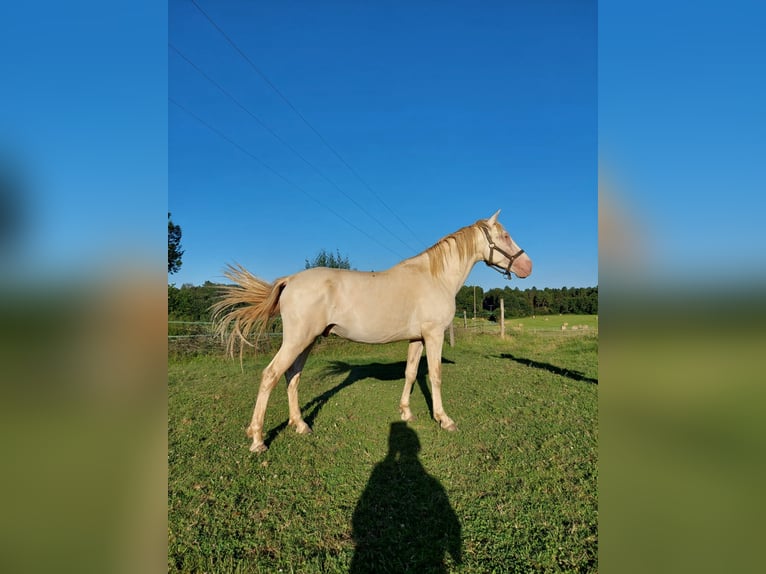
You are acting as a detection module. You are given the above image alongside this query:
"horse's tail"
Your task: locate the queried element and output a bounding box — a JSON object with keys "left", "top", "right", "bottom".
{"left": 211, "top": 264, "right": 289, "bottom": 359}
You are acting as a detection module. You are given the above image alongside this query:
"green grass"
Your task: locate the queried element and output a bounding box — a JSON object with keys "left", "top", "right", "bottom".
{"left": 513, "top": 314, "right": 598, "bottom": 331}
{"left": 457, "top": 314, "right": 599, "bottom": 331}
{"left": 169, "top": 327, "right": 597, "bottom": 573}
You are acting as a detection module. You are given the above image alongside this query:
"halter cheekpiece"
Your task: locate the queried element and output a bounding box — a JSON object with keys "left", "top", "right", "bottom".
{"left": 479, "top": 224, "right": 525, "bottom": 280}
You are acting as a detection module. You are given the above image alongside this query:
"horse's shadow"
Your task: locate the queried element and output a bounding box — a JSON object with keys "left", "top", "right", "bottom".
{"left": 499, "top": 353, "right": 598, "bottom": 384}
{"left": 264, "top": 356, "right": 455, "bottom": 446}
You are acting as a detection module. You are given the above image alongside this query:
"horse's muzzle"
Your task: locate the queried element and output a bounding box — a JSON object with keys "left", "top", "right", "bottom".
{"left": 513, "top": 254, "right": 533, "bottom": 278}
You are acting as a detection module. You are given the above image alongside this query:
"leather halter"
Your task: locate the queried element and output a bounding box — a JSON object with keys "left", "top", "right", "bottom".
{"left": 479, "top": 224, "right": 525, "bottom": 280}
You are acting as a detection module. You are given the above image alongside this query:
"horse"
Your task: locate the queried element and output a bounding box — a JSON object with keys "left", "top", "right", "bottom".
{"left": 212, "top": 210, "right": 532, "bottom": 452}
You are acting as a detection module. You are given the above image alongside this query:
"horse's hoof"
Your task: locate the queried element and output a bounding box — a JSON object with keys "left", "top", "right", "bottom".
{"left": 249, "top": 441, "right": 268, "bottom": 453}
{"left": 400, "top": 411, "right": 415, "bottom": 422}
{"left": 440, "top": 420, "right": 458, "bottom": 432}
{"left": 295, "top": 422, "right": 312, "bottom": 435}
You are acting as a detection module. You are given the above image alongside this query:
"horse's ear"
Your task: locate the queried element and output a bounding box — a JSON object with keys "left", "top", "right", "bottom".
{"left": 487, "top": 210, "right": 501, "bottom": 225}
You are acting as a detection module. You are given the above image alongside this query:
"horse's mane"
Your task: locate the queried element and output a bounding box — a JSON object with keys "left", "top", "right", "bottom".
{"left": 423, "top": 220, "right": 484, "bottom": 277}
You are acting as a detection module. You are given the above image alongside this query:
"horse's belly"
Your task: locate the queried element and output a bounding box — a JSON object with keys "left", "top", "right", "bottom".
{"left": 328, "top": 322, "right": 417, "bottom": 344}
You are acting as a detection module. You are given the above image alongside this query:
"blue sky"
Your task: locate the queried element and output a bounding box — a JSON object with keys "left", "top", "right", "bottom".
{"left": 2, "top": 2, "right": 166, "bottom": 283}
{"left": 169, "top": 0, "right": 597, "bottom": 290}
{"left": 599, "top": 1, "right": 766, "bottom": 286}
{"left": 2, "top": 1, "right": 762, "bottom": 294}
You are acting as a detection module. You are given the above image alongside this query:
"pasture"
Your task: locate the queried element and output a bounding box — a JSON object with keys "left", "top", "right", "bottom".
{"left": 168, "top": 322, "right": 598, "bottom": 573}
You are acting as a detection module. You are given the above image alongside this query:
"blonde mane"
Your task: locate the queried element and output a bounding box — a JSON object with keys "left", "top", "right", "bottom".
{"left": 423, "top": 220, "right": 484, "bottom": 277}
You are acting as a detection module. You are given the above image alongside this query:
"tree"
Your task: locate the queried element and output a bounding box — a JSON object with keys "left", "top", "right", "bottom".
{"left": 455, "top": 286, "right": 474, "bottom": 314}
{"left": 167, "top": 281, "right": 222, "bottom": 320}
{"left": 168, "top": 212, "right": 183, "bottom": 274}
{"left": 483, "top": 288, "right": 503, "bottom": 313}
{"left": 503, "top": 286, "right": 533, "bottom": 317}
{"left": 454, "top": 285, "right": 484, "bottom": 318}
{"left": 305, "top": 248, "right": 352, "bottom": 270}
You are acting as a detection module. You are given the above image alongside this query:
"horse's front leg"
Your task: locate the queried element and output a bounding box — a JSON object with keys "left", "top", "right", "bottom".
{"left": 423, "top": 328, "right": 457, "bottom": 431}
{"left": 399, "top": 340, "right": 424, "bottom": 422}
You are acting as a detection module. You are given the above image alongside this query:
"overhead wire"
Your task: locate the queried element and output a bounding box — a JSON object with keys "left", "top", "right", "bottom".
{"left": 188, "top": 0, "right": 426, "bottom": 250}
{"left": 169, "top": 42, "right": 418, "bottom": 255}
{"left": 168, "top": 96, "right": 407, "bottom": 260}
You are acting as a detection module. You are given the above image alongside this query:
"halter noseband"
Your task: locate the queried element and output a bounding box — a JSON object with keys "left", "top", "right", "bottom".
{"left": 479, "top": 224, "right": 525, "bottom": 280}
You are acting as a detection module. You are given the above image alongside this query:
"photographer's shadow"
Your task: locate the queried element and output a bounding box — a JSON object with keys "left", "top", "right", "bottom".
{"left": 351, "top": 422, "right": 461, "bottom": 573}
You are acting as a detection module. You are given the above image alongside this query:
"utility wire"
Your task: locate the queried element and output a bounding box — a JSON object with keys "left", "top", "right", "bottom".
{"left": 189, "top": 0, "right": 426, "bottom": 249}
{"left": 169, "top": 96, "right": 407, "bottom": 260}
{"left": 169, "top": 42, "right": 418, "bottom": 255}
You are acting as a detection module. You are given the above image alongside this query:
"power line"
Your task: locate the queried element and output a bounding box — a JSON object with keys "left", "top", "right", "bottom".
{"left": 168, "top": 96, "right": 407, "bottom": 260}
{"left": 169, "top": 42, "right": 418, "bottom": 255}
{"left": 188, "top": 0, "right": 426, "bottom": 249}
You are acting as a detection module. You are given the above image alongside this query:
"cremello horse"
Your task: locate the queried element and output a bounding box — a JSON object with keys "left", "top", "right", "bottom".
{"left": 212, "top": 210, "right": 532, "bottom": 452}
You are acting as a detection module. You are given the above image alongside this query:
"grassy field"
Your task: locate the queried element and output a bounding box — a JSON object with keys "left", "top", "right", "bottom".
{"left": 455, "top": 314, "right": 599, "bottom": 334}
{"left": 169, "top": 320, "right": 597, "bottom": 573}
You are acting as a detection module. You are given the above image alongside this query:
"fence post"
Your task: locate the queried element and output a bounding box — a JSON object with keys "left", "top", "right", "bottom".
{"left": 500, "top": 298, "right": 505, "bottom": 339}
{"left": 463, "top": 310, "right": 467, "bottom": 328}
{"left": 449, "top": 323, "right": 455, "bottom": 347}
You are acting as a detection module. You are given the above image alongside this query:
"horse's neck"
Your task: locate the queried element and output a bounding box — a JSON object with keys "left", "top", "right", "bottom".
{"left": 441, "top": 227, "right": 484, "bottom": 293}
{"left": 403, "top": 236, "right": 483, "bottom": 294}
{"left": 440, "top": 253, "right": 481, "bottom": 293}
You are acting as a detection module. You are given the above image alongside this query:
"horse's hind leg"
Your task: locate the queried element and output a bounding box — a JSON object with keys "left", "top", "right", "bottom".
{"left": 247, "top": 341, "right": 309, "bottom": 453}
{"left": 399, "top": 340, "right": 424, "bottom": 422}
{"left": 424, "top": 328, "right": 457, "bottom": 431}
{"left": 286, "top": 341, "right": 315, "bottom": 435}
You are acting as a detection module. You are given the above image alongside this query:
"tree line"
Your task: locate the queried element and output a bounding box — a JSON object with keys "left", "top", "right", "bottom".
{"left": 455, "top": 285, "right": 598, "bottom": 319}
{"left": 169, "top": 282, "right": 597, "bottom": 322}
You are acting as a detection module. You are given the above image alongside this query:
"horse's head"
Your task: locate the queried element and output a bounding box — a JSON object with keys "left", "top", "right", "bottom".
{"left": 480, "top": 210, "right": 533, "bottom": 279}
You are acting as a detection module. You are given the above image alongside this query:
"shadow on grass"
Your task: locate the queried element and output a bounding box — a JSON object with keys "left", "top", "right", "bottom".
{"left": 499, "top": 353, "right": 598, "bottom": 384}
{"left": 351, "top": 422, "right": 461, "bottom": 573}
{"left": 264, "top": 356, "right": 454, "bottom": 447}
